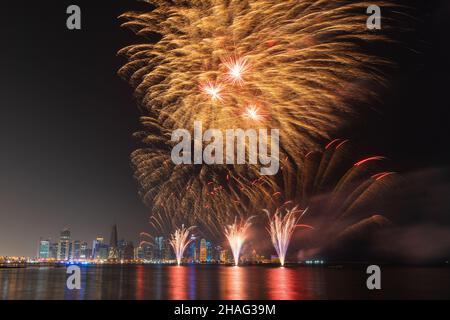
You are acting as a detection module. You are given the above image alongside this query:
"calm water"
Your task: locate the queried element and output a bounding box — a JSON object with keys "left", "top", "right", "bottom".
{"left": 0, "top": 265, "right": 449, "bottom": 300}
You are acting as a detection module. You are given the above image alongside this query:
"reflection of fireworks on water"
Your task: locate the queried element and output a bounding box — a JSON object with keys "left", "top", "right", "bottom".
{"left": 224, "top": 217, "right": 254, "bottom": 266}
{"left": 265, "top": 206, "right": 313, "bottom": 266}
{"left": 119, "top": 1, "right": 407, "bottom": 236}
{"left": 169, "top": 225, "right": 195, "bottom": 266}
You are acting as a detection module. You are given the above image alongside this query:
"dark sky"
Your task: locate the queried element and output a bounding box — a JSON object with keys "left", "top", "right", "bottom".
{"left": 0, "top": 0, "right": 449, "bottom": 257}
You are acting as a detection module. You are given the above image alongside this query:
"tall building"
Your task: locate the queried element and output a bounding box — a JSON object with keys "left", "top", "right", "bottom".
{"left": 49, "top": 242, "right": 58, "bottom": 259}
{"left": 206, "top": 240, "right": 213, "bottom": 263}
{"left": 200, "top": 238, "right": 207, "bottom": 263}
{"left": 57, "top": 229, "right": 71, "bottom": 261}
{"left": 123, "top": 241, "right": 135, "bottom": 261}
{"left": 214, "top": 245, "right": 223, "bottom": 262}
{"left": 71, "top": 240, "right": 81, "bottom": 260}
{"left": 92, "top": 237, "right": 108, "bottom": 260}
{"left": 80, "top": 242, "right": 88, "bottom": 260}
{"left": 108, "top": 225, "right": 119, "bottom": 260}
{"left": 118, "top": 239, "right": 127, "bottom": 259}
{"left": 154, "top": 236, "right": 164, "bottom": 261}
{"left": 220, "top": 249, "right": 228, "bottom": 263}
{"left": 38, "top": 238, "right": 50, "bottom": 259}
{"left": 134, "top": 246, "right": 144, "bottom": 260}
{"left": 163, "top": 239, "right": 172, "bottom": 261}
{"left": 187, "top": 236, "right": 199, "bottom": 263}
{"left": 143, "top": 245, "right": 153, "bottom": 261}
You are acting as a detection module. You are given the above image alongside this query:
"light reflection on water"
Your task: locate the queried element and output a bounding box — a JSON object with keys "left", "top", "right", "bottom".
{"left": 0, "top": 265, "right": 449, "bottom": 300}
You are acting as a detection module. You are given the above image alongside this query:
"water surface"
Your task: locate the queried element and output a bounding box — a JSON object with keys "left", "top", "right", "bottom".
{"left": 0, "top": 265, "right": 449, "bottom": 300}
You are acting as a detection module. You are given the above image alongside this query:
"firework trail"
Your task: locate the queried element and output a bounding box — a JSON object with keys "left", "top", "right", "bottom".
{"left": 273, "top": 139, "right": 400, "bottom": 256}
{"left": 119, "top": 0, "right": 407, "bottom": 239}
{"left": 224, "top": 216, "right": 254, "bottom": 266}
{"left": 169, "top": 225, "right": 196, "bottom": 265}
{"left": 265, "top": 206, "right": 313, "bottom": 266}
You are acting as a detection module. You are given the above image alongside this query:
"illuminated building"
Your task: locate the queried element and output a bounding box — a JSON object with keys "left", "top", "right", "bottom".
{"left": 92, "top": 236, "right": 109, "bottom": 260}
{"left": 134, "top": 246, "right": 144, "bottom": 260}
{"left": 57, "top": 229, "right": 71, "bottom": 261}
{"left": 71, "top": 240, "right": 81, "bottom": 260}
{"left": 80, "top": 242, "right": 88, "bottom": 260}
{"left": 118, "top": 240, "right": 134, "bottom": 261}
{"left": 108, "top": 224, "right": 119, "bottom": 260}
{"left": 38, "top": 238, "right": 50, "bottom": 259}
{"left": 220, "top": 250, "right": 228, "bottom": 263}
{"left": 200, "top": 238, "right": 207, "bottom": 263}
{"left": 154, "top": 236, "right": 164, "bottom": 261}
{"left": 143, "top": 245, "right": 153, "bottom": 260}
{"left": 163, "top": 239, "right": 172, "bottom": 261}
{"left": 213, "top": 245, "right": 223, "bottom": 262}
{"left": 270, "top": 255, "right": 280, "bottom": 264}
{"left": 49, "top": 242, "right": 58, "bottom": 259}
{"left": 187, "top": 235, "right": 198, "bottom": 263}
{"left": 206, "top": 240, "right": 213, "bottom": 262}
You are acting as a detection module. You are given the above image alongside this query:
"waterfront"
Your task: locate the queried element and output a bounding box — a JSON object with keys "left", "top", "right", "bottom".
{"left": 1, "top": 265, "right": 449, "bottom": 300}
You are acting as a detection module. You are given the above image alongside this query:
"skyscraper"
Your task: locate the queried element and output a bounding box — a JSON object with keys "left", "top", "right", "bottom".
{"left": 163, "top": 239, "right": 172, "bottom": 261}
{"left": 38, "top": 238, "right": 50, "bottom": 260}
{"left": 220, "top": 249, "right": 228, "bottom": 263}
{"left": 80, "top": 241, "right": 88, "bottom": 260}
{"left": 134, "top": 246, "right": 144, "bottom": 260}
{"left": 200, "top": 238, "right": 207, "bottom": 263}
{"left": 206, "top": 240, "right": 213, "bottom": 263}
{"left": 72, "top": 240, "right": 81, "bottom": 260}
{"left": 57, "top": 229, "right": 71, "bottom": 261}
{"left": 187, "top": 235, "right": 198, "bottom": 263}
{"left": 143, "top": 244, "right": 154, "bottom": 261}
{"left": 123, "top": 241, "right": 135, "bottom": 261}
{"left": 154, "top": 236, "right": 164, "bottom": 261}
{"left": 92, "top": 236, "right": 108, "bottom": 260}
{"left": 49, "top": 242, "right": 58, "bottom": 259}
{"left": 108, "top": 224, "right": 119, "bottom": 260}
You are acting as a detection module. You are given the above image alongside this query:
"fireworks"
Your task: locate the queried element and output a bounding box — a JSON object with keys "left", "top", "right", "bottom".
{"left": 223, "top": 56, "right": 250, "bottom": 86}
{"left": 265, "top": 206, "right": 313, "bottom": 267}
{"left": 224, "top": 217, "right": 254, "bottom": 266}
{"left": 243, "top": 105, "right": 264, "bottom": 121}
{"left": 119, "top": 1, "right": 406, "bottom": 241}
{"left": 201, "top": 82, "right": 224, "bottom": 102}
{"left": 169, "top": 225, "right": 196, "bottom": 266}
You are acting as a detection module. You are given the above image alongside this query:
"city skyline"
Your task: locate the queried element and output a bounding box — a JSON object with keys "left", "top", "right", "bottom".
{"left": 1, "top": 0, "right": 449, "bottom": 262}
{"left": 30, "top": 225, "right": 256, "bottom": 265}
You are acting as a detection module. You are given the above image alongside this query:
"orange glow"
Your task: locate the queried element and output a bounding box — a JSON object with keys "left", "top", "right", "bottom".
{"left": 243, "top": 105, "right": 264, "bottom": 121}
{"left": 222, "top": 266, "right": 248, "bottom": 300}
{"left": 135, "top": 265, "right": 145, "bottom": 300}
{"left": 201, "top": 81, "right": 224, "bottom": 101}
{"left": 168, "top": 266, "right": 188, "bottom": 300}
{"left": 222, "top": 56, "right": 250, "bottom": 85}
{"left": 266, "top": 268, "right": 317, "bottom": 300}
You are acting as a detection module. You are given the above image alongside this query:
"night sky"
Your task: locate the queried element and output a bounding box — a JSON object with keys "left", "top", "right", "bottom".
{"left": 0, "top": 0, "right": 449, "bottom": 257}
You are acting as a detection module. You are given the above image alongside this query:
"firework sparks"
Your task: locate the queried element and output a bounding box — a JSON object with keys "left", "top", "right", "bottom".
{"left": 201, "top": 82, "right": 224, "bottom": 102}
{"left": 265, "top": 206, "right": 312, "bottom": 267}
{"left": 224, "top": 217, "right": 254, "bottom": 266}
{"left": 223, "top": 56, "right": 250, "bottom": 86}
{"left": 169, "top": 225, "right": 195, "bottom": 266}
{"left": 119, "top": 1, "right": 406, "bottom": 241}
{"left": 243, "top": 105, "right": 264, "bottom": 121}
